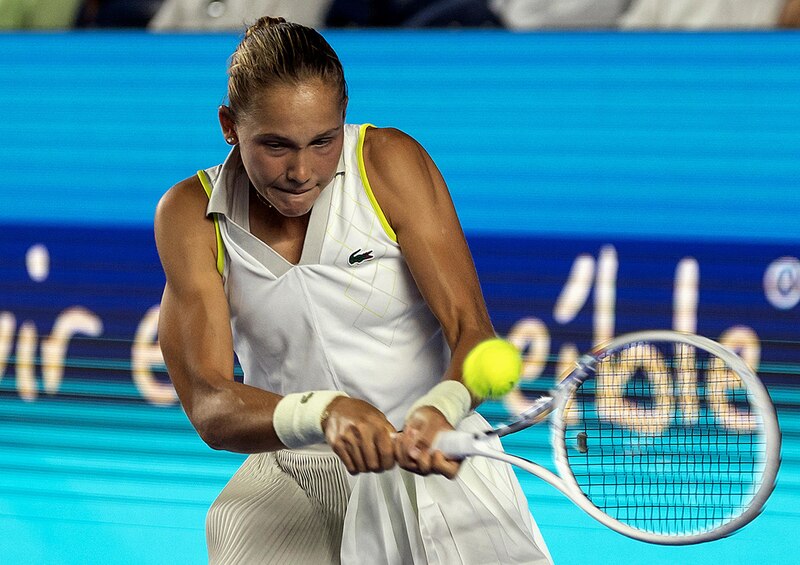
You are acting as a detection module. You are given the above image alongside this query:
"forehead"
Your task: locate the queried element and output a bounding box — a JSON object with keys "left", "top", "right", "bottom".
{"left": 239, "top": 80, "right": 344, "bottom": 139}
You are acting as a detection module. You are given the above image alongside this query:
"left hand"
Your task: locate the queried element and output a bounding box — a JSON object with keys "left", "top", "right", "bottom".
{"left": 394, "top": 406, "right": 462, "bottom": 479}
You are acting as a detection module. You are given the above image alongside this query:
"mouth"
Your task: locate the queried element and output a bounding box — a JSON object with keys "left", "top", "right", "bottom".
{"left": 274, "top": 185, "right": 316, "bottom": 196}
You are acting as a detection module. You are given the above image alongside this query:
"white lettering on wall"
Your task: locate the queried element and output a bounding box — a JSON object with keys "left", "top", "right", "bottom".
{"left": 16, "top": 321, "right": 38, "bottom": 401}
{"left": 132, "top": 305, "right": 175, "bottom": 406}
{"left": 674, "top": 258, "right": 700, "bottom": 424}
{"left": 41, "top": 307, "right": 103, "bottom": 394}
{"left": 0, "top": 312, "right": 15, "bottom": 380}
{"left": 505, "top": 317, "right": 550, "bottom": 414}
{"left": 594, "top": 245, "right": 618, "bottom": 347}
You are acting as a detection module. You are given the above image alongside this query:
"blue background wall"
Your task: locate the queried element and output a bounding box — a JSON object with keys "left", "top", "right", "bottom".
{"left": 0, "top": 31, "right": 798, "bottom": 563}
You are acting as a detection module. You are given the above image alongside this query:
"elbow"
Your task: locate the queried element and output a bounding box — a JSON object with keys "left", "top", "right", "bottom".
{"left": 186, "top": 389, "right": 232, "bottom": 451}
{"left": 195, "top": 418, "right": 227, "bottom": 451}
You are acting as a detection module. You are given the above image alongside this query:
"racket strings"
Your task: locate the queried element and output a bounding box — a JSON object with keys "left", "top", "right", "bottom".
{"left": 564, "top": 340, "right": 766, "bottom": 537}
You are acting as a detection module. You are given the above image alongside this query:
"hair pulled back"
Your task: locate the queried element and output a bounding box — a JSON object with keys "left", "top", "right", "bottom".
{"left": 227, "top": 17, "right": 347, "bottom": 119}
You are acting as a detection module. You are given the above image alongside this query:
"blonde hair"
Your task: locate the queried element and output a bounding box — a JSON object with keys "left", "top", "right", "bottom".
{"left": 227, "top": 17, "right": 347, "bottom": 119}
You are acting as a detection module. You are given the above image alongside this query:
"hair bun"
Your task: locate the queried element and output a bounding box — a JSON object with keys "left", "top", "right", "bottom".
{"left": 245, "top": 16, "right": 287, "bottom": 38}
{"left": 228, "top": 16, "right": 347, "bottom": 118}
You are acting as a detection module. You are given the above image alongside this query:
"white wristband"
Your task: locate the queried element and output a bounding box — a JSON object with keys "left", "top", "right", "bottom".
{"left": 405, "top": 380, "right": 472, "bottom": 428}
{"left": 273, "top": 390, "right": 348, "bottom": 448}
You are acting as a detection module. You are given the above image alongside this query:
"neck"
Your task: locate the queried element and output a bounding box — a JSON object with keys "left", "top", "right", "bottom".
{"left": 250, "top": 185, "right": 311, "bottom": 236}
{"left": 253, "top": 187, "right": 273, "bottom": 210}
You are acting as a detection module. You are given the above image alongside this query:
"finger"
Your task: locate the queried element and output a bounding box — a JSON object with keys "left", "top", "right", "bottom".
{"left": 332, "top": 442, "right": 357, "bottom": 475}
{"left": 360, "top": 430, "right": 383, "bottom": 472}
{"left": 394, "top": 430, "right": 419, "bottom": 471}
{"left": 430, "top": 450, "right": 460, "bottom": 480}
{"left": 376, "top": 429, "right": 396, "bottom": 471}
{"left": 350, "top": 446, "right": 368, "bottom": 474}
{"left": 361, "top": 424, "right": 396, "bottom": 472}
{"left": 342, "top": 433, "right": 368, "bottom": 474}
{"left": 410, "top": 439, "right": 432, "bottom": 475}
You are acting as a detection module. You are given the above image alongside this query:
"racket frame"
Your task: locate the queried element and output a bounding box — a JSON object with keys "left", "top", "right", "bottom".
{"left": 548, "top": 330, "right": 782, "bottom": 544}
{"left": 437, "top": 330, "right": 782, "bottom": 545}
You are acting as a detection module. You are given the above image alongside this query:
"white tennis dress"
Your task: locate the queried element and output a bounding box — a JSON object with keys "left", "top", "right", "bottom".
{"left": 201, "top": 124, "right": 552, "bottom": 564}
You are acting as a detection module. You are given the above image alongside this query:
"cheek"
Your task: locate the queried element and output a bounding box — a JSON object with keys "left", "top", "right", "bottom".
{"left": 241, "top": 150, "right": 283, "bottom": 182}
{"left": 317, "top": 141, "right": 344, "bottom": 177}
{"left": 317, "top": 151, "right": 340, "bottom": 173}
{"left": 315, "top": 157, "right": 340, "bottom": 186}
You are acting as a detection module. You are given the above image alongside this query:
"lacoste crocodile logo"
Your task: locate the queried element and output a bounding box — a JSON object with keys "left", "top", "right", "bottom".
{"left": 348, "top": 248, "right": 374, "bottom": 266}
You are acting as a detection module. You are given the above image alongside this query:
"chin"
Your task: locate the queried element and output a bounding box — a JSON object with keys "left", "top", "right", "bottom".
{"left": 270, "top": 188, "right": 320, "bottom": 217}
{"left": 274, "top": 197, "right": 316, "bottom": 217}
{"left": 276, "top": 205, "right": 314, "bottom": 218}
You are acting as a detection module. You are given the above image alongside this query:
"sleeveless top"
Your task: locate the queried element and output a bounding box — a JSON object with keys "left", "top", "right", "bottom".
{"left": 199, "top": 124, "right": 448, "bottom": 427}
{"left": 200, "top": 124, "right": 552, "bottom": 564}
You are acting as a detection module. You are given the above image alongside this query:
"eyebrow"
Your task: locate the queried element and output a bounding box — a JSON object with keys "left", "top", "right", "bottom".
{"left": 253, "top": 126, "right": 341, "bottom": 146}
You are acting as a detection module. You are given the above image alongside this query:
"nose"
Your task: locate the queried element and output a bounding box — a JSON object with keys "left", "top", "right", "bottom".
{"left": 286, "top": 149, "right": 311, "bottom": 185}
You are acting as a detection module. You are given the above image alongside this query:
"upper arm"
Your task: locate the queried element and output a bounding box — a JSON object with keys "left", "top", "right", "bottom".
{"left": 362, "top": 128, "right": 494, "bottom": 371}
{"left": 154, "top": 176, "right": 235, "bottom": 418}
{"left": 780, "top": 0, "right": 800, "bottom": 26}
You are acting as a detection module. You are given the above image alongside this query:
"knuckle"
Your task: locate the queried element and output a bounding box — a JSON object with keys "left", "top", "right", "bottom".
{"left": 398, "top": 460, "right": 416, "bottom": 473}
{"left": 340, "top": 427, "right": 361, "bottom": 446}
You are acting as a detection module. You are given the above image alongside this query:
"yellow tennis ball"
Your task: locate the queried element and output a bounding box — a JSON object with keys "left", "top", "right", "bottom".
{"left": 462, "top": 338, "right": 522, "bottom": 398}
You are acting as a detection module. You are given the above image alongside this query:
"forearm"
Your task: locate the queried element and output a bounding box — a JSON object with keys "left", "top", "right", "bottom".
{"left": 182, "top": 378, "right": 285, "bottom": 453}
{"left": 158, "top": 308, "right": 282, "bottom": 452}
{"left": 183, "top": 377, "right": 349, "bottom": 454}
{"left": 443, "top": 323, "right": 496, "bottom": 409}
{"left": 779, "top": 0, "right": 800, "bottom": 27}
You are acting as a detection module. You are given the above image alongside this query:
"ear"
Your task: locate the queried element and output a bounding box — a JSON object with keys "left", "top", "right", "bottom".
{"left": 218, "top": 105, "right": 238, "bottom": 145}
{"left": 341, "top": 96, "right": 349, "bottom": 121}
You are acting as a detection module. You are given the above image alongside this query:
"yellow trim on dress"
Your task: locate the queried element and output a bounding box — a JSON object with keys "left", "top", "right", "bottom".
{"left": 196, "top": 170, "right": 225, "bottom": 276}
{"left": 356, "top": 123, "right": 398, "bottom": 243}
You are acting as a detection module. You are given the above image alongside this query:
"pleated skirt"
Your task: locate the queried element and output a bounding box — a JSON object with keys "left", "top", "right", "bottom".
{"left": 206, "top": 413, "right": 552, "bottom": 564}
{"left": 206, "top": 447, "right": 352, "bottom": 564}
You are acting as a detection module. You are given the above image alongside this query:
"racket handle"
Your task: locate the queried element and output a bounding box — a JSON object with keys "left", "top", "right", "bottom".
{"left": 432, "top": 430, "right": 477, "bottom": 458}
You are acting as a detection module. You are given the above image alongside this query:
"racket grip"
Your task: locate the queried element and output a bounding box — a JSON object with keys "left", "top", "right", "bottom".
{"left": 432, "top": 430, "right": 476, "bottom": 458}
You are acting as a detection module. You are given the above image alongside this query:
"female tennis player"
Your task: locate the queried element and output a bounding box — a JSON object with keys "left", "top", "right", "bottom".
{"left": 154, "top": 16, "right": 551, "bottom": 564}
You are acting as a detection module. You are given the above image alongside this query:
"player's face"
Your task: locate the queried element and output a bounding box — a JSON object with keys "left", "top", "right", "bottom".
{"left": 235, "top": 80, "right": 346, "bottom": 218}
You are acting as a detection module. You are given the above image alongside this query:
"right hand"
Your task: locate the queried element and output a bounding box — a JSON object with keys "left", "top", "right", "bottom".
{"left": 394, "top": 405, "right": 461, "bottom": 479}
{"left": 322, "top": 396, "right": 397, "bottom": 475}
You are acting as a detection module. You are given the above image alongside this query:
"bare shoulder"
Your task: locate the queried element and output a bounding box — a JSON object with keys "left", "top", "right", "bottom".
{"left": 363, "top": 126, "right": 419, "bottom": 152}
{"left": 155, "top": 175, "right": 208, "bottom": 229}
{"left": 362, "top": 126, "right": 430, "bottom": 178}
{"left": 361, "top": 127, "right": 445, "bottom": 232}
{"left": 154, "top": 174, "right": 218, "bottom": 280}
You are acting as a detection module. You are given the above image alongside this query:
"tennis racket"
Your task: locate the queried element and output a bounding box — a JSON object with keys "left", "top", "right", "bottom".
{"left": 434, "top": 330, "right": 781, "bottom": 545}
